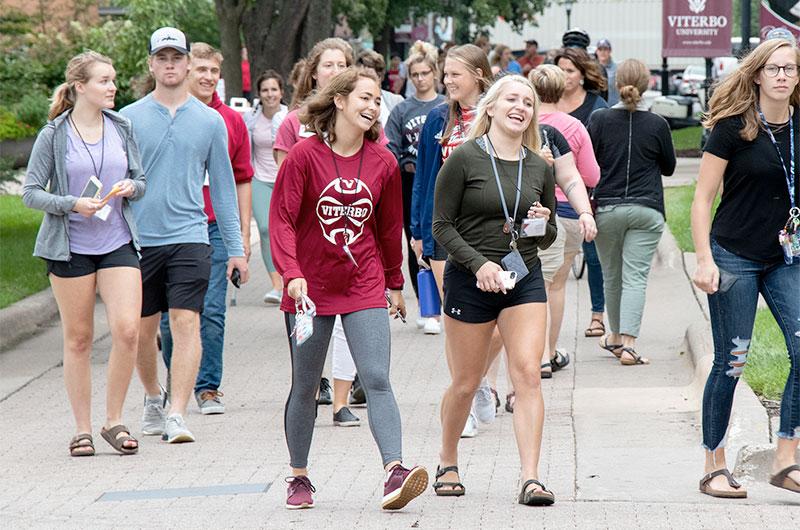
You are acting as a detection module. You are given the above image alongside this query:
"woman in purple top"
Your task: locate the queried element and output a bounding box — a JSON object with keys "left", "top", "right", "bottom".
{"left": 22, "top": 51, "right": 146, "bottom": 457}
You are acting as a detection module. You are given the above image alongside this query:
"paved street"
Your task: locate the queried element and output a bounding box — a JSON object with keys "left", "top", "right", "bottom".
{"left": 1, "top": 232, "right": 798, "bottom": 528}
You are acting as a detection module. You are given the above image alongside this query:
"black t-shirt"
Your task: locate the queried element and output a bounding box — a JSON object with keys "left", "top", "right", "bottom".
{"left": 540, "top": 124, "right": 572, "bottom": 158}
{"left": 569, "top": 92, "right": 608, "bottom": 126}
{"left": 704, "top": 112, "right": 800, "bottom": 262}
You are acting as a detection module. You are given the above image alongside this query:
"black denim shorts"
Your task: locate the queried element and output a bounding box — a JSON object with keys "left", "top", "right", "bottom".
{"left": 45, "top": 242, "right": 139, "bottom": 278}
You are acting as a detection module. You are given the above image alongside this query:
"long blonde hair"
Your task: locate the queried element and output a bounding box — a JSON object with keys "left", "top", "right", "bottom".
{"left": 48, "top": 51, "right": 113, "bottom": 120}
{"left": 468, "top": 74, "right": 541, "bottom": 155}
{"left": 704, "top": 39, "right": 800, "bottom": 140}
{"left": 441, "top": 44, "right": 493, "bottom": 146}
{"left": 290, "top": 38, "right": 353, "bottom": 110}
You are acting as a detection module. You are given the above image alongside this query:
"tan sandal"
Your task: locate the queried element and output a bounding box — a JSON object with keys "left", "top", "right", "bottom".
{"left": 101, "top": 424, "right": 139, "bottom": 455}
{"left": 699, "top": 468, "right": 746, "bottom": 498}
{"left": 584, "top": 318, "right": 605, "bottom": 337}
{"left": 770, "top": 464, "right": 800, "bottom": 493}
{"left": 69, "top": 433, "right": 95, "bottom": 457}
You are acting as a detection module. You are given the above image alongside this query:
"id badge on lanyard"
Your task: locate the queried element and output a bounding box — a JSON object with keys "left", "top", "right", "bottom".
{"left": 759, "top": 108, "right": 800, "bottom": 264}
{"left": 486, "top": 135, "right": 529, "bottom": 281}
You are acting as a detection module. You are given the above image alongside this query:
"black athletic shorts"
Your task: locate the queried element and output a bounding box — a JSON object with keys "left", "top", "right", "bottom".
{"left": 442, "top": 260, "right": 547, "bottom": 323}
{"left": 139, "top": 243, "right": 211, "bottom": 317}
{"left": 46, "top": 242, "right": 139, "bottom": 278}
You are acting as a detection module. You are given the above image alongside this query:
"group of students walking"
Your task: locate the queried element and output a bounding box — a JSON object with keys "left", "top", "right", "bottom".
{"left": 22, "top": 24, "right": 799, "bottom": 513}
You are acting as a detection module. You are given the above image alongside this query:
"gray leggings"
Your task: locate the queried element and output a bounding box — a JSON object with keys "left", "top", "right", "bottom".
{"left": 283, "top": 308, "right": 402, "bottom": 468}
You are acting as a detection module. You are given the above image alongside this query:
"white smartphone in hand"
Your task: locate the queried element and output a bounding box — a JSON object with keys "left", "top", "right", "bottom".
{"left": 80, "top": 176, "right": 103, "bottom": 199}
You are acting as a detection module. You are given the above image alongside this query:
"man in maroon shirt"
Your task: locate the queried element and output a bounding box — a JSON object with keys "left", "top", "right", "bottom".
{"left": 518, "top": 39, "right": 544, "bottom": 75}
{"left": 160, "top": 42, "right": 253, "bottom": 415}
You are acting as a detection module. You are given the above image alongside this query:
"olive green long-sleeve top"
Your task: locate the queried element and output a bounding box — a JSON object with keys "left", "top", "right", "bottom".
{"left": 432, "top": 139, "right": 557, "bottom": 275}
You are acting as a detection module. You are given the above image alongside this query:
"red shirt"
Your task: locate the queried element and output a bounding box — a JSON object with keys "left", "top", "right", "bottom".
{"left": 242, "top": 59, "right": 251, "bottom": 92}
{"left": 269, "top": 136, "right": 404, "bottom": 315}
{"left": 202, "top": 92, "right": 254, "bottom": 222}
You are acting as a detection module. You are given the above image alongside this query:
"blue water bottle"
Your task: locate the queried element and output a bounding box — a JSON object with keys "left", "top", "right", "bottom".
{"left": 417, "top": 269, "right": 441, "bottom": 317}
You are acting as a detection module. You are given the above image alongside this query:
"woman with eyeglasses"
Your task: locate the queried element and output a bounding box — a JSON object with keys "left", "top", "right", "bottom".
{"left": 693, "top": 38, "right": 800, "bottom": 498}
{"left": 386, "top": 41, "right": 445, "bottom": 332}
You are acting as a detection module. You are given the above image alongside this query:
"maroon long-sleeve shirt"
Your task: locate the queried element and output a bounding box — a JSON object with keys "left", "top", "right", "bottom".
{"left": 269, "top": 135, "right": 404, "bottom": 315}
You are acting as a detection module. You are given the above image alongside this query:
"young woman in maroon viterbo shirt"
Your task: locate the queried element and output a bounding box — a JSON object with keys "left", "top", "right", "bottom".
{"left": 268, "top": 67, "right": 429, "bottom": 511}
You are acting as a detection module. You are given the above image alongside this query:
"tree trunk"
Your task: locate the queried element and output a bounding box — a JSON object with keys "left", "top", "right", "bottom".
{"left": 243, "top": 0, "right": 334, "bottom": 100}
{"left": 214, "top": 0, "right": 246, "bottom": 103}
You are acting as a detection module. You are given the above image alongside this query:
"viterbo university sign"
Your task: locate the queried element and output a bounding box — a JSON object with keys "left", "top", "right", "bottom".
{"left": 663, "top": 0, "right": 732, "bottom": 57}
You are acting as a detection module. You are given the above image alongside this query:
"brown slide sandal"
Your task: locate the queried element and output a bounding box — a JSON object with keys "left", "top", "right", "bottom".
{"left": 699, "top": 468, "right": 747, "bottom": 498}
{"left": 770, "top": 464, "right": 800, "bottom": 493}
{"left": 518, "top": 479, "right": 555, "bottom": 506}
{"left": 101, "top": 424, "right": 139, "bottom": 455}
{"left": 69, "top": 433, "right": 95, "bottom": 457}
{"left": 584, "top": 318, "right": 605, "bottom": 337}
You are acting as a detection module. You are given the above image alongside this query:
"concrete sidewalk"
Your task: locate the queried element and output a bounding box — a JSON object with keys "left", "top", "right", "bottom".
{"left": 1, "top": 234, "right": 798, "bottom": 528}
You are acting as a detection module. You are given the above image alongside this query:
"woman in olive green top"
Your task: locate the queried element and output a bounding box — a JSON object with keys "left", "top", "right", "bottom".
{"left": 431, "top": 75, "right": 557, "bottom": 506}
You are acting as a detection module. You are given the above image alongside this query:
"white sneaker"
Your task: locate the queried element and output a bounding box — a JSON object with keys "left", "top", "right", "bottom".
{"left": 141, "top": 387, "right": 167, "bottom": 436}
{"left": 263, "top": 289, "right": 282, "bottom": 304}
{"left": 163, "top": 413, "right": 195, "bottom": 443}
{"left": 460, "top": 409, "right": 478, "bottom": 438}
{"left": 416, "top": 317, "right": 426, "bottom": 329}
{"left": 473, "top": 379, "right": 496, "bottom": 424}
{"left": 423, "top": 318, "right": 442, "bottom": 335}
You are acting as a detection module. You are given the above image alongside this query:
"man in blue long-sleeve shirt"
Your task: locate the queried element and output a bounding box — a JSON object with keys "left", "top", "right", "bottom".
{"left": 120, "top": 27, "right": 249, "bottom": 443}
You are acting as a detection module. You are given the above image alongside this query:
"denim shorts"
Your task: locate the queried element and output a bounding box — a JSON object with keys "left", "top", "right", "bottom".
{"left": 45, "top": 242, "right": 139, "bottom": 278}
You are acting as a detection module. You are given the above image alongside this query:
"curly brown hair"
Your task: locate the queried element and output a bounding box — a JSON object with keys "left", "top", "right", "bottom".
{"left": 553, "top": 47, "right": 607, "bottom": 93}
{"left": 299, "top": 67, "right": 381, "bottom": 145}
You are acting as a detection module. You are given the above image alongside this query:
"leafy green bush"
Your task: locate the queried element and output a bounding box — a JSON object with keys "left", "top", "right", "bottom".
{"left": 0, "top": 106, "right": 35, "bottom": 140}
{"left": 12, "top": 93, "right": 49, "bottom": 129}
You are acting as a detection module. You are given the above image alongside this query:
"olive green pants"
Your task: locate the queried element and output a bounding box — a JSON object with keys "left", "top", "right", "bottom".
{"left": 594, "top": 204, "right": 664, "bottom": 338}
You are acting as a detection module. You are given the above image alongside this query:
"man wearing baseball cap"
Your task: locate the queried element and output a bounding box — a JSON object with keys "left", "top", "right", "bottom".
{"left": 121, "top": 27, "right": 249, "bottom": 443}
{"left": 596, "top": 38, "right": 618, "bottom": 106}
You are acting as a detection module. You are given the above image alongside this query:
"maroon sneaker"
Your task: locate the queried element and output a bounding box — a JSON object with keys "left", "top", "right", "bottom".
{"left": 381, "top": 464, "right": 429, "bottom": 510}
{"left": 285, "top": 475, "right": 315, "bottom": 509}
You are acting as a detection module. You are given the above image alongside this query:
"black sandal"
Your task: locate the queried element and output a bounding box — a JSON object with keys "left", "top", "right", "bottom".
{"left": 620, "top": 347, "right": 650, "bottom": 366}
{"left": 69, "top": 433, "right": 95, "bottom": 457}
{"left": 433, "top": 465, "right": 465, "bottom": 497}
{"left": 505, "top": 392, "right": 515, "bottom": 413}
{"left": 599, "top": 334, "right": 623, "bottom": 358}
{"left": 551, "top": 350, "right": 570, "bottom": 372}
{"left": 518, "top": 479, "right": 555, "bottom": 506}
{"left": 540, "top": 361, "right": 552, "bottom": 379}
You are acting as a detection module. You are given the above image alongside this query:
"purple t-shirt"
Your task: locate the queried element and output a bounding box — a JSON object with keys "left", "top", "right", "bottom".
{"left": 66, "top": 115, "right": 131, "bottom": 254}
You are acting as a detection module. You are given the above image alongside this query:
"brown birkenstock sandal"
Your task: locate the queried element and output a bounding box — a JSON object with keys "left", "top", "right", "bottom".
{"left": 518, "top": 479, "right": 555, "bottom": 506}
{"left": 599, "top": 334, "right": 623, "bottom": 358}
{"left": 619, "top": 347, "right": 650, "bottom": 366}
{"left": 433, "top": 465, "right": 465, "bottom": 497}
{"left": 584, "top": 318, "right": 605, "bottom": 337}
{"left": 101, "top": 424, "right": 139, "bottom": 455}
{"left": 770, "top": 464, "right": 800, "bottom": 493}
{"left": 69, "top": 433, "right": 95, "bottom": 457}
{"left": 698, "top": 468, "right": 747, "bottom": 498}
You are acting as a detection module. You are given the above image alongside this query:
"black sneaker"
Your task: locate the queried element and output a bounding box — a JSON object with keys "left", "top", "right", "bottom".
{"left": 333, "top": 406, "right": 360, "bottom": 427}
{"left": 349, "top": 375, "right": 366, "bottom": 406}
{"left": 317, "top": 377, "right": 332, "bottom": 405}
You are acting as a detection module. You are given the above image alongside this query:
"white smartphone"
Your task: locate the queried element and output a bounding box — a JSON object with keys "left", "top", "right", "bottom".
{"left": 80, "top": 176, "right": 103, "bottom": 199}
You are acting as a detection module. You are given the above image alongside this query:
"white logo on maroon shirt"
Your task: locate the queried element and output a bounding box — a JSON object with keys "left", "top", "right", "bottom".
{"left": 316, "top": 178, "right": 374, "bottom": 246}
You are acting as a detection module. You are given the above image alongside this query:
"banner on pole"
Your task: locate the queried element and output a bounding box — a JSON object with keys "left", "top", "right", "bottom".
{"left": 662, "top": 0, "right": 732, "bottom": 57}
{"left": 760, "top": 1, "right": 800, "bottom": 42}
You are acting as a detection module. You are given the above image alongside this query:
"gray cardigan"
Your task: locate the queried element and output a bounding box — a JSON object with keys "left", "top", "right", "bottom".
{"left": 22, "top": 109, "right": 146, "bottom": 261}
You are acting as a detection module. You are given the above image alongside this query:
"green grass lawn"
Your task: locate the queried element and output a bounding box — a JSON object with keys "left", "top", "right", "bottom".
{"left": 671, "top": 126, "right": 702, "bottom": 151}
{"left": 664, "top": 185, "right": 697, "bottom": 252}
{"left": 744, "top": 308, "right": 790, "bottom": 401}
{"left": 0, "top": 195, "right": 48, "bottom": 309}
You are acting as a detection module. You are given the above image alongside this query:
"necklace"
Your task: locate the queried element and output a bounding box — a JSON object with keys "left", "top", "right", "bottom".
{"left": 70, "top": 114, "right": 105, "bottom": 179}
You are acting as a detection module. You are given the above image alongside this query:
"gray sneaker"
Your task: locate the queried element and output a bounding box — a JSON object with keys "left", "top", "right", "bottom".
{"left": 141, "top": 386, "right": 167, "bottom": 436}
{"left": 162, "top": 413, "right": 195, "bottom": 443}
{"left": 333, "top": 406, "right": 360, "bottom": 427}
{"left": 195, "top": 389, "right": 225, "bottom": 415}
{"left": 473, "top": 379, "right": 496, "bottom": 424}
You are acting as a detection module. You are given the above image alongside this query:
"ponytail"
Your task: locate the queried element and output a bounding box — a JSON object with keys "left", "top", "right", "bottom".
{"left": 47, "top": 51, "right": 113, "bottom": 121}
{"left": 618, "top": 85, "right": 642, "bottom": 111}
{"left": 615, "top": 59, "right": 650, "bottom": 112}
{"left": 48, "top": 83, "right": 76, "bottom": 120}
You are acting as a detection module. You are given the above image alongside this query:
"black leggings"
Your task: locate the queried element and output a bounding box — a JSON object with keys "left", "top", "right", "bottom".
{"left": 402, "top": 169, "right": 420, "bottom": 298}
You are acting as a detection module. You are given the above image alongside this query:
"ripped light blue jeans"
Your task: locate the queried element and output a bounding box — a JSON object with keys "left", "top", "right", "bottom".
{"left": 701, "top": 238, "right": 800, "bottom": 450}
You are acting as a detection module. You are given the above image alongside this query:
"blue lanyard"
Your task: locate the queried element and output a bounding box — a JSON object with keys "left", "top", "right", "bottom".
{"left": 758, "top": 108, "right": 796, "bottom": 208}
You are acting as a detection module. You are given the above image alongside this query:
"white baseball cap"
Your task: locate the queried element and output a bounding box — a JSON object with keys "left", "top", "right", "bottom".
{"left": 149, "top": 27, "right": 190, "bottom": 55}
